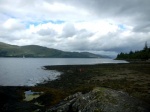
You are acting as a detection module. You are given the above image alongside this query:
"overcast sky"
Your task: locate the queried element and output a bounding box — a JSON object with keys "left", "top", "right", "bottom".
{"left": 0, "top": 0, "right": 150, "bottom": 57}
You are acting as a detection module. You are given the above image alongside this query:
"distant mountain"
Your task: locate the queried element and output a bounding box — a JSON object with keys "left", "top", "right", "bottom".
{"left": 0, "top": 42, "right": 106, "bottom": 58}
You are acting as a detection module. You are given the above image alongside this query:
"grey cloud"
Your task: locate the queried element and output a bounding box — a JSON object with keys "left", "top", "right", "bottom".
{"left": 0, "top": 34, "right": 21, "bottom": 43}
{"left": 1, "top": 18, "right": 25, "bottom": 32}
{"left": 37, "top": 28, "right": 57, "bottom": 36}
{"left": 61, "top": 0, "right": 150, "bottom": 17}
{"left": 60, "top": 31, "right": 150, "bottom": 54}
{"left": 56, "top": 0, "right": 150, "bottom": 32}
{"left": 76, "top": 29, "right": 94, "bottom": 39}
{"left": 133, "top": 23, "right": 150, "bottom": 33}
{"left": 96, "top": 33, "right": 150, "bottom": 53}
{"left": 57, "top": 28, "right": 94, "bottom": 51}
{"left": 5, "top": 23, "right": 25, "bottom": 31}
{"left": 62, "top": 23, "right": 76, "bottom": 38}
{"left": 63, "top": 38, "right": 89, "bottom": 51}
{"left": 61, "top": 23, "right": 94, "bottom": 39}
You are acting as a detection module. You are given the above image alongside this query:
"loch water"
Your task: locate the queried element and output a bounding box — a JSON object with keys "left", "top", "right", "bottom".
{"left": 0, "top": 58, "right": 127, "bottom": 86}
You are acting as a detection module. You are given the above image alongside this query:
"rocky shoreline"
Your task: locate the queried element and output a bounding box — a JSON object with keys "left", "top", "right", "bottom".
{"left": 47, "top": 87, "right": 150, "bottom": 112}
{"left": 0, "top": 62, "right": 150, "bottom": 112}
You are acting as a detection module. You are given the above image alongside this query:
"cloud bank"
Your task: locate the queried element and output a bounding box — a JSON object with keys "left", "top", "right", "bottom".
{"left": 0, "top": 0, "right": 150, "bottom": 57}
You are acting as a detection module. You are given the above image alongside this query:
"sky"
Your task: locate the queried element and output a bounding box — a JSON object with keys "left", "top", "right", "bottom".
{"left": 0, "top": 0, "right": 150, "bottom": 57}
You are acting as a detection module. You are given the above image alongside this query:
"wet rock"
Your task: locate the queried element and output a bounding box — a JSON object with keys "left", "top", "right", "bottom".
{"left": 47, "top": 87, "right": 150, "bottom": 112}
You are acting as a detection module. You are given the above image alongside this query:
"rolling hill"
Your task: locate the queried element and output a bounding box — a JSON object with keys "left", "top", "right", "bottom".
{"left": 0, "top": 42, "right": 106, "bottom": 58}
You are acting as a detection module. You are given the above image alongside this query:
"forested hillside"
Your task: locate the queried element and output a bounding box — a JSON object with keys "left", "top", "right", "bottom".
{"left": 0, "top": 42, "right": 104, "bottom": 58}
{"left": 116, "top": 42, "right": 150, "bottom": 60}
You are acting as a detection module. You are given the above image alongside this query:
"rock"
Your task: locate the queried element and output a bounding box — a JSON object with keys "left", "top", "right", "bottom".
{"left": 47, "top": 87, "right": 150, "bottom": 112}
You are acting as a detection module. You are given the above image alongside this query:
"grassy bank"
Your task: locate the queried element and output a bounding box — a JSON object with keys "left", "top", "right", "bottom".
{"left": 0, "top": 62, "right": 150, "bottom": 111}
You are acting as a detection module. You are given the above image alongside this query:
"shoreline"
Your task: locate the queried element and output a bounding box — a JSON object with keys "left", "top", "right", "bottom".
{"left": 0, "top": 62, "right": 150, "bottom": 111}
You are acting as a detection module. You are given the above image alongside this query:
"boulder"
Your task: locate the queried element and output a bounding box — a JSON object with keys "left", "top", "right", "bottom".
{"left": 47, "top": 87, "right": 150, "bottom": 112}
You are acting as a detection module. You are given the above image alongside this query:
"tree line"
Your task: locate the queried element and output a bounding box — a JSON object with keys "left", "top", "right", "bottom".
{"left": 116, "top": 42, "right": 150, "bottom": 60}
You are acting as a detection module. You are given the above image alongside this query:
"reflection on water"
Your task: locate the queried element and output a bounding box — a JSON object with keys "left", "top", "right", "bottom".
{"left": 0, "top": 58, "right": 128, "bottom": 86}
{"left": 24, "top": 90, "right": 43, "bottom": 101}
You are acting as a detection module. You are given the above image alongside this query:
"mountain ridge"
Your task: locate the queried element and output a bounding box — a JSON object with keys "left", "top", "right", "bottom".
{"left": 0, "top": 42, "right": 107, "bottom": 58}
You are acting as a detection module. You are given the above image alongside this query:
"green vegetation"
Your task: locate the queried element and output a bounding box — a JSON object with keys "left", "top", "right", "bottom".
{"left": 116, "top": 42, "right": 150, "bottom": 60}
{"left": 39, "top": 63, "right": 150, "bottom": 105}
{"left": 0, "top": 42, "right": 104, "bottom": 58}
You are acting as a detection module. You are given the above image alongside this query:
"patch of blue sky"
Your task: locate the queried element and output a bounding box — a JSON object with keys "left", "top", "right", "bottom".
{"left": 118, "top": 24, "right": 126, "bottom": 30}
{"left": 25, "top": 20, "right": 65, "bottom": 28}
{"left": 2, "top": 12, "right": 16, "bottom": 19}
{"left": 50, "top": 20, "right": 65, "bottom": 24}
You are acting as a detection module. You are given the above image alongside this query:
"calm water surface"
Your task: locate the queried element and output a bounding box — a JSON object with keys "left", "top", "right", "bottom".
{"left": 0, "top": 58, "right": 127, "bottom": 86}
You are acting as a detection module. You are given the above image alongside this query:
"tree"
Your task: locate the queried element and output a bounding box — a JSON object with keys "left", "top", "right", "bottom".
{"left": 143, "top": 41, "right": 148, "bottom": 51}
{"left": 116, "top": 41, "right": 150, "bottom": 60}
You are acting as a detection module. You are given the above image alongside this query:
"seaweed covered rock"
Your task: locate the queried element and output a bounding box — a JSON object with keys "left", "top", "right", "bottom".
{"left": 47, "top": 87, "right": 150, "bottom": 112}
